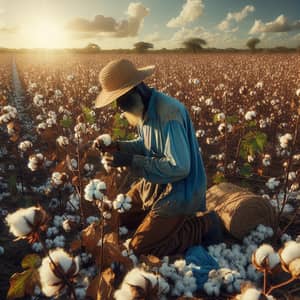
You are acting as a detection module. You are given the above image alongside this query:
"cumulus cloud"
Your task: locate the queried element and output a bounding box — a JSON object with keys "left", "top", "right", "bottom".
{"left": 144, "top": 31, "right": 161, "bottom": 42}
{"left": 249, "top": 15, "right": 300, "bottom": 34}
{"left": 167, "top": 0, "right": 204, "bottom": 28}
{"left": 171, "top": 26, "right": 206, "bottom": 41}
{"left": 170, "top": 26, "right": 240, "bottom": 49}
{"left": 218, "top": 5, "right": 255, "bottom": 32}
{"left": 65, "top": 2, "right": 150, "bottom": 38}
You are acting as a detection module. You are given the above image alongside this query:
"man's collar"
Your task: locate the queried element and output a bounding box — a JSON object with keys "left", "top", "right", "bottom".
{"left": 142, "top": 88, "right": 156, "bottom": 124}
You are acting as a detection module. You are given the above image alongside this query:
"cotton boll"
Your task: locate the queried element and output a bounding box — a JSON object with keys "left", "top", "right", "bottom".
{"left": 279, "top": 133, "right": 292, "bottom": 149}
{"left": 245, "top": 110, "right": 256, "bottom": 121}
{"left": 159, "top": 262, "right": 177, "bottom": 278}
{"left": 204, "top": 280, "right": 221, "bottom": 297}
{"left": 5, "top": 206, "right": 47, "bottom": 239}
{"left": 240, "top": 287, "right": 262, "bottom": 300}
{"left": 114, "top": 285, "right": 133, "bottom": 300}
{"left": 39, "top": 248, "right": 79, "bottom": 297}
{"left": 288, "top": 171, "right": 297, "bottom": 181}
{"left": 119, "top": 226, "right": 128, "bottom": 236}
{"left": 115, "top": 268, "right": 164, "bottom": 299}
{"left": 84, "top": 179, "right": 106, "bottom": 201}
{"left": 280, "top": 241, "right": 300, "bottom": 265}
{"left": 268, "top": 252, "right": 280, "bottom": 269}
{"left": 254, "top": 244, "right": 275, "bottom": 266}
{"left": 113, "top": 194, "right": 132, "bottom": 213}
{"left": 288, "top": 258, "right": 300, "bottom": 277}
{"left": 265, "top": 177, "right": 280, "bottom": 190}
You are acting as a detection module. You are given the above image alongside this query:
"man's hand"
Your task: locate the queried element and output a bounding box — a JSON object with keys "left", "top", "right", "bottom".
{"left": 102, "top": 151, "right": 133, "bottom": 168}
{"left": 93, "top": 139, "right": 119, "bottom": 153}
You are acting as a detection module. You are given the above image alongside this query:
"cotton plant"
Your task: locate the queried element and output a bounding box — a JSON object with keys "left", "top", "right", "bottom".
{"left": 279, "top": 240, "right": 300, "bottom": 278}
{"left": 278, "top": 133, "right": 292, "bottom": 149}
{"left": 244, "top": 110, "right": 256, "bottom": 121}
{"left": 74, "top": 122, "right": 87, "bottom": 141}
{"left": 39, "top": 248, "right": 80, "bottom": 298}
{"left": 122, "top": 239, "right": 139, "bottom": 266}
{"left": 204, "top": 225, "right": 275, "bottom": 295}
{"left": 84, "top": 179, "right": 106, "bottom": 202}
{"left": 235, "top": 284, "right": 275, "bottom": 300}
{"left": 18, "top": 140, "right": 33, "bottom": 152}
{"left": 204, "top": 268, "right": 244, "bottom": 296}
{"left": 51, "top": 171, "right": 69, "bottom": 187}
{"left": 262, "top": 154, "right": 271, "bottom": 167}
{"left": 113, "top": 194, "right": 132, "bottom": 213}
{"left": 56, "top": 136, "right": 69, "bottom": 147}
{"left": 252, "top": 244, "right": 280, "bottom": 272}
{"left": 5, "top": 206, "right": 48, "bottom": 242}
{"left": 0, "top": 105, "right": 18, "bottom": 124}
{"left": 27, "top": 153, "right": 45, "bottom": 171}
{"left": 265, "top": 177, "right": 280, "bottom": 190}
{"left": 114, "top": 267, "right": 170, "bottom": 300}
{"left": 156, "top": 257, "right": 198, "bottom": 297}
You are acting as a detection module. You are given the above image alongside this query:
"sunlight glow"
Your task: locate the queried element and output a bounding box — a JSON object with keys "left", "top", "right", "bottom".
{"left": 23, "top": 18, "right": 69, "bottom": 48}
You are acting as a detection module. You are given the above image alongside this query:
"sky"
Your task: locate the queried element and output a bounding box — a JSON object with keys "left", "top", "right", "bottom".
{"left": 0, "top": 0, "right": 300, "bottom": 49}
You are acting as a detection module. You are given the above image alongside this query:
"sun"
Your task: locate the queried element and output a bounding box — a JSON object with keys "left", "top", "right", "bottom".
{"left": 23, "top": 18, "right": 68, "bottom": 48}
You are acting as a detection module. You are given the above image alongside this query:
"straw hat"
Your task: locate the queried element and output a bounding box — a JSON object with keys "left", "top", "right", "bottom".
{"left": 94, "top": 59, "right": 155, "bottom": 108}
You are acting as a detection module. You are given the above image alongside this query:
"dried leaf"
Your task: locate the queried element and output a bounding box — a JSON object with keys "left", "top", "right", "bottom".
{"left": 81, "top": 222, "right": 102, "bottom": 256}
{"left": 7, "top": 254, "right": 41, "bottom": 300}
{"left": 96, "top": 242, "right": 133, "bottom": 270}
{"left": 86, "top": 268, "right": 115, "bottom": 300}
{"left": 70, "top": 239, "right": 82, "bottom": 253}
{"left": 21, "top": 254, "right": 42, "bottom": 269}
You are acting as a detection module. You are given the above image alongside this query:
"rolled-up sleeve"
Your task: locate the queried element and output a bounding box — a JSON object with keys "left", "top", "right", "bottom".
{"left": 131, "top": 120, "right": 191, "bottom": 184}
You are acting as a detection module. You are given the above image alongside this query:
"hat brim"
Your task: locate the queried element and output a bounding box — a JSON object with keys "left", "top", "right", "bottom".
{"left": 94, "top": 65, "right": 155, "bottom": 109}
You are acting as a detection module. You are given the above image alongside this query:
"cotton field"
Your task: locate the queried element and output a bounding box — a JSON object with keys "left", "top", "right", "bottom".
{"left": 0, "top": 52, "right": 299, "bottom": 300}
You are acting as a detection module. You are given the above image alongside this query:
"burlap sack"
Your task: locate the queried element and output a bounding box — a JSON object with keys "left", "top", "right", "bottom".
{"left": 206, "top": 182, "right": 276, "bottom": 240}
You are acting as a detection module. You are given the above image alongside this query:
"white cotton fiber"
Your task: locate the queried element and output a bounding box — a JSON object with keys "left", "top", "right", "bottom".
{"left": 281, "top": 241, "right": 300, "bottom": 264}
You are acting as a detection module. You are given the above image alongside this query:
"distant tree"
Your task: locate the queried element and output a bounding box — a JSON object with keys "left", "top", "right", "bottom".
{"left": 133, "top": 41, "right": 154, "bottom": 53}
{"left": 183, "top": 38, "right": 207, "bottom": 52}
{"left": 84, "top": 43, "right": 101, "bottom": 53}
{"left": 246, "top": 38, "right": 260, "bottom": 51}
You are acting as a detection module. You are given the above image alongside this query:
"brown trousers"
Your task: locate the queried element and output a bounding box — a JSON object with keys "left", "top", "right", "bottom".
{"left": 120, "top": 180, "right": 212, "bottom": 258}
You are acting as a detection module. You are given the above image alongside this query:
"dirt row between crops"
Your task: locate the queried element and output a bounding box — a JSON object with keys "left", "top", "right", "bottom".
{"left": 0, "top": 57, "right": 34, "bottom": 300}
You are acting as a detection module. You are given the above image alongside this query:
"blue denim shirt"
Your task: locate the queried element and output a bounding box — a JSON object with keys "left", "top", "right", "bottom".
{"left": 118, "top": 88, "right": 207, "bottom": 216}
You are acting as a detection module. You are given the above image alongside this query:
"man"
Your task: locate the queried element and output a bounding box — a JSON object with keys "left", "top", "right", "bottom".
{"left": 94, "top": 58, "right": 222, "bottom": 257}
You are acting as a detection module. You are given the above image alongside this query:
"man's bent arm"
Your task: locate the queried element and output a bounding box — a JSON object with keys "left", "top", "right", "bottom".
{"left": 117, "top": 137, "right": 145, "bottom": 155}
{"left": 131, "top": 120, "right": 191, "bottom": 184}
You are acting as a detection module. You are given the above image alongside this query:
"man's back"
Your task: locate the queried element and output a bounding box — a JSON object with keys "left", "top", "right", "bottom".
{"left": 133, "top": 88, "right": 207, "bottom": 216}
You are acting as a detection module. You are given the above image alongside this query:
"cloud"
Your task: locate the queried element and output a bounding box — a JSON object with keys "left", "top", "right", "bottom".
{"left": 167, "top": 0, "right": 204, "bottom": 28}
{"left": 171, "top": 26, "right": 205, "bottom": 41}
{"left": 144, "top": 31, "right": 161, "bottom": 42}
{"left": 218, "top": 5, "right": 255, "bottom": 32}
{"left": 65, "top": 2, "right": 149, "bottom": 38}
{"left": 169, "top": 25, "right": 243, "bottom": 49}
{"left": 249, "top": 15, "right": 300, "bottom": 34}
{"left": 66, "top": 15, "right": 117, "bottom": 33}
